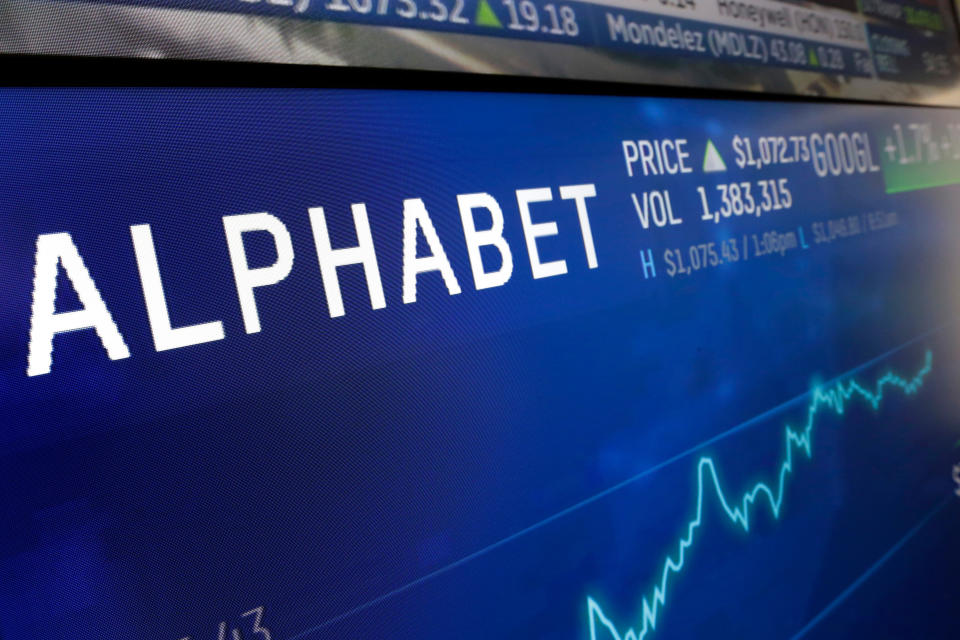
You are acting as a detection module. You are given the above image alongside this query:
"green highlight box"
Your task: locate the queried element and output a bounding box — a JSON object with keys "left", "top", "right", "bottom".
{"left": 882, "top": 157, "right": 960, "bottom": 194}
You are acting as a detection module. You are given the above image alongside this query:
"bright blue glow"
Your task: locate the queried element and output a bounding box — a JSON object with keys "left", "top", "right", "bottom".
{"left": 587, "top": 350, "right": 934, "bottom": 640}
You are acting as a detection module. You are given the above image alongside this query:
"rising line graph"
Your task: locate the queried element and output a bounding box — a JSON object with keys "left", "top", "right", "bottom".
{"left": 587, "top": 349, "right": 934, "bottom": 640}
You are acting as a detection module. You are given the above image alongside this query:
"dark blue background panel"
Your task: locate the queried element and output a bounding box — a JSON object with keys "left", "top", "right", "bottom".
{"left": 1, "top": 88, "right": 959, "bottom": 640}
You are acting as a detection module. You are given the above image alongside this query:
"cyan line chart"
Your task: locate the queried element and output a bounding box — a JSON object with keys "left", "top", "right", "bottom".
{"left": 587, "top": 349, "right": 934, "bottom": 640}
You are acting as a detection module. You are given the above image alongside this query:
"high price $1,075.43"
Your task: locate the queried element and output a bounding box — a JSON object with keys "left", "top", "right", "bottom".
{"left": 663, "top": 230, "right": 801, "bottom": 277}
{"left": 663, "top": 239, "right": 740, "bottom": 277}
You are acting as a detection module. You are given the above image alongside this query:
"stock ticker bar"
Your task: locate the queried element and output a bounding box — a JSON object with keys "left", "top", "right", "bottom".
{"left": 50, "top": 0, "right": 960, "bottom": 83}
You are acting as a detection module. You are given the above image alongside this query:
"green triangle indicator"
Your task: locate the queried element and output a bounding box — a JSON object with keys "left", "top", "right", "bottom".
{"left": 475, "top": 0, "right": 504, "bottom": 27}
{"left": 703, "top": 139, "right": 727, "bottom": 173}
{"left": 808, "top": 48, "right": 819, "bottom": 66}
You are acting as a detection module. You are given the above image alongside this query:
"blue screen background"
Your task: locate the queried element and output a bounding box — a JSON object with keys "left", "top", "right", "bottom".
{"left": 0, "top": 88, "right": 958, "bottom": 640}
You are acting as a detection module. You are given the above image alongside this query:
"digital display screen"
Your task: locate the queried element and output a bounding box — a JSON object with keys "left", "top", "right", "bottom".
{"left": 1, "top": 87, "right": 959, "bottom": 639}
